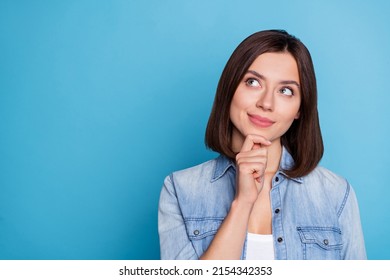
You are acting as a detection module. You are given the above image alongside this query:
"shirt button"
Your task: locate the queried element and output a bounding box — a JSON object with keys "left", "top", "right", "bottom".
{"left": 274, "top": 208, "right": 280, "bottom": 214}
{"left": 275, "top": 176, "right": 279, "bottom": 182}
{"left": 193, "top": 230, "right": 200, "bottom": 236}
{"left": 277, "top": 237, "right": 283, "bottom": 243}
{"left": 323, "top": 239, "right": 329, "bottom": 245}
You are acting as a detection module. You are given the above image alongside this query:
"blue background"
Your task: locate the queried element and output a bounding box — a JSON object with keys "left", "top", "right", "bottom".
{"left": 0, "top": 0, "right": 389, "bottom": 259}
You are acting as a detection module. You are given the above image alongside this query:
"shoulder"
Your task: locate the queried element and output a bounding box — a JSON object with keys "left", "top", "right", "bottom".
{"left": 307, "top": 165, "right": 348, "bottom": 186}
{"left": 163, "top": 155, "right": 235, "bottom": 200}
{"left": 167, "top": 154, "right": 234, "bottom": 186}
{"left": 162, "top": 157, "right": 219, "bottom": 195}
{"left": 162, "top": 155, "right": 235, "bottom": 217}
{"left": 301, "top": 165, "right": 352, "bottom": 205}
{"left": 172, "top": 158, "right": 218, "bottom": 182}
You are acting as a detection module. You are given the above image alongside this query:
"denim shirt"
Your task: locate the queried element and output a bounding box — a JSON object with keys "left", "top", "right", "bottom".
{"left": 158, "top": 147, "right": 366, "bottom": 260}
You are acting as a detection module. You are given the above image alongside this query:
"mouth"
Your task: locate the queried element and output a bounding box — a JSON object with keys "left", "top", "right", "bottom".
{"left": 248, "top": 114, "right": 275, "bottom": 128}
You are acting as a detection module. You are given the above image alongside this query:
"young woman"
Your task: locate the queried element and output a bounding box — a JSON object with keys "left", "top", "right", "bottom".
{"left": 158, "top": 30, "right": 366, "bottom": 260}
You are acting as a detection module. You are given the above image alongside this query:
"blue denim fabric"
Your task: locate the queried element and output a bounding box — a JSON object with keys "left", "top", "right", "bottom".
{"left": 158, "top": 147, "right": 366, "bottom": 260}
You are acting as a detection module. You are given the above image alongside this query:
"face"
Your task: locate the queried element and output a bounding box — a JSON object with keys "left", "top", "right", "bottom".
{"left": 230, "top": 52, "right": 301, "bottom": 152}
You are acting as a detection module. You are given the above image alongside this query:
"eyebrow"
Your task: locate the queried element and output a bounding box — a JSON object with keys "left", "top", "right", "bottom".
{"left": 247, "top": 70, "right": 300, "bottom": 88}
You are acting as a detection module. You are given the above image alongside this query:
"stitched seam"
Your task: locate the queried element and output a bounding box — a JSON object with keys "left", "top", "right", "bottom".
{"left": 337, "top": 182, "right": 350, "bottom": 218}
{"left": 185, "top": 217, "right": 225, "bottom": 222}
{"left": 211, "top": 162, "right": 234, "bottom": 182}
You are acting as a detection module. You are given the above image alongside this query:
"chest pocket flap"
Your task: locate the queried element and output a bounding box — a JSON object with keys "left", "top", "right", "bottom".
{"left": 184, "top": 218, "right": 224, "bottom": 258}
{"left": 185, "top": 218, "right": 223, "bottom": 240}
{"left": 297, "top": 226, "right": 342, "bottom": 250}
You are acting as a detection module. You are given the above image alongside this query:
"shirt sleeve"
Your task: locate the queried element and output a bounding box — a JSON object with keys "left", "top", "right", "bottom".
{"left": 338, "top": 182, "right": 367, "bottom": 259}
{"left": 158, "top": 174, "right": 198, "bottom": 260}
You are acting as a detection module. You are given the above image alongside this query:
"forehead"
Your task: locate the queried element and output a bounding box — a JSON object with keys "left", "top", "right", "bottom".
{"left": 248, "top": 52, "right": 299, "bottom": 81}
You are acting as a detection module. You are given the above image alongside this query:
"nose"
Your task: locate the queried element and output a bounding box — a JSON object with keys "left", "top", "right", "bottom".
{"left": 256, "top": 88, "right": 274, "bottom": 111}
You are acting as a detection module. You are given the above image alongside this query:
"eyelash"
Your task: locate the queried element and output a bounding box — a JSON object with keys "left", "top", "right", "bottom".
{"left": 245, "top": 78, "right": 260, "bottom": 87}
{"left": 244, "top": 77, "right": 295, "bottom": 96}
{"left": 279, "top": 87, "right": 294, "bottom": 96}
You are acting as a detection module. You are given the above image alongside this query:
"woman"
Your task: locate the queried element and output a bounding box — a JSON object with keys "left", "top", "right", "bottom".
{"left": 158, "top": 30, "right": 366, "bottom": 260}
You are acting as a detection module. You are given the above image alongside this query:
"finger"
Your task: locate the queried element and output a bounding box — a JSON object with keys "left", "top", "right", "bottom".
{"left": 236, "top": 161, "right": 266, "bottom": 176}
{"left": 236, "top": 147, "right": 268, "bottom": 162}
{"left": 236, "top": 154, "right": 267, "bottom": 166}
{"left": 236, "top": 157, "right": 267, "bottom": 168}
{"left": 240, "top": 134, "right": 272, "bottom": 152}
{"left": 252, "top": 169, "right": 265, "bottom": 186}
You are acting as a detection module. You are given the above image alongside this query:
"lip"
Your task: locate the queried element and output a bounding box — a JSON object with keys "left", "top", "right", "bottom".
{"left": 248, "top": 114, "right": 275, "bottom": 128}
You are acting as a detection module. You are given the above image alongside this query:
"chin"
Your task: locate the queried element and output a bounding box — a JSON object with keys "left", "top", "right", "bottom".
{"left": 245, "top": 130, "right": 271, "bottom": 139}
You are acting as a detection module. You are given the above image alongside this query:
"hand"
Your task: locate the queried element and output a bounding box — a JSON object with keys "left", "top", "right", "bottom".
{"left": 235, "top": 134, "right": 272, "bottom": 205}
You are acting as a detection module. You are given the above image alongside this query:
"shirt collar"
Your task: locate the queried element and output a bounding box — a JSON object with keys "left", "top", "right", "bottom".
{"left": 211, "top": 154, "right": 235, "bottom": 182}
{"left": 212, "top": 146, "right": 303, "bottom": 183}
{"left": 279, "top": 146, "right": 303, "bottom": 183}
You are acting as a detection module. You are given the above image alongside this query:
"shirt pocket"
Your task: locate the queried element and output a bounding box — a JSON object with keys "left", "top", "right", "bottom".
{"left": 184, "top": 218, "right": 223, "bottom": 258}
{"left": 297, "top": 226, "right": 343, "bottom": 260}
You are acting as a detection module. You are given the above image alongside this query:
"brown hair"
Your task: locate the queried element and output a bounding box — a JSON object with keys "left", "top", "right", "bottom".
{"left": 205, "top": 30, "right": 323, "bottom": 178}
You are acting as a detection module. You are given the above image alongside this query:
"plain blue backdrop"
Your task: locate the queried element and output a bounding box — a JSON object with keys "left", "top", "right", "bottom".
{"left": 0, "top": 0, "right": 389, "bottom": 259}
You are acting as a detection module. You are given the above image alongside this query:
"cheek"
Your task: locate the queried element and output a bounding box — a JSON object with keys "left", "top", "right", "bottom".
{"left": 229, "top": 94, "right": 248, "bottom": 130}
{"left": 231, "top": 90, "right": 255, "bottom": 111}
{"left": 282, "top": 97, "right": 300, "bottom": 115}
{"left": 277, "top": 102, "right": 300, "bottom": 123}
{"left": 288, "top": 105, "right": 300, "bottom": 120}
{"left": 293, "top": 99, "right": 301, "bottom": 119}
{"left": 230, "top": 94, "right": 242, "bottom": 116}
{"left": 229, "top": 100, "right": 240, "bottom": 126}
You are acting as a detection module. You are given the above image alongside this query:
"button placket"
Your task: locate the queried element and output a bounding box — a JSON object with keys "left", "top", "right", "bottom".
{"left": 270, "top": 181, "right": 287, "bottom": 259}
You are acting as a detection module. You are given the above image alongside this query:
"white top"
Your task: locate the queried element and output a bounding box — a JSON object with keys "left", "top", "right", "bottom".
{"left": 245, "top": 233, "right": 275, "bottom": 260}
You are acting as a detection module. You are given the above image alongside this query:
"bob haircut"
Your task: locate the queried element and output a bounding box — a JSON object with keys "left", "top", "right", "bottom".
{"left": 205, "top": 29, "right": 323, "bottom": 178}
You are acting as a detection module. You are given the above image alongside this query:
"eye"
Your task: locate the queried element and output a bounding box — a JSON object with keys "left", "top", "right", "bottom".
{"left": 245, "top": 78, "right": 260, "bottom": 87}
{"left": 279, "top": 87, "right": 293, "bottom": 96}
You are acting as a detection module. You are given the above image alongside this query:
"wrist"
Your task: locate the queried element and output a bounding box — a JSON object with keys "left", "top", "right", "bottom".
{"left": 231, "top": 197, "right": 255, "bottom": 215}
